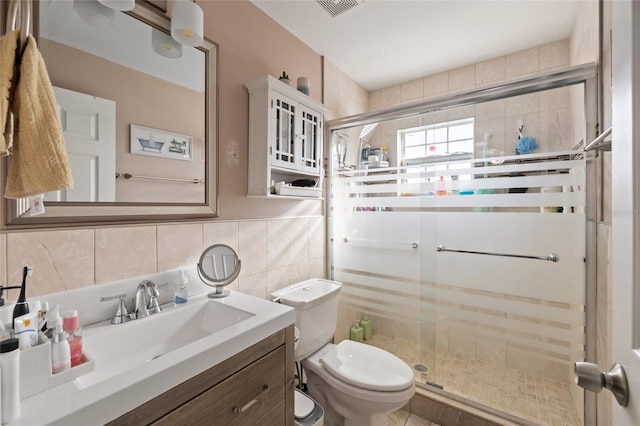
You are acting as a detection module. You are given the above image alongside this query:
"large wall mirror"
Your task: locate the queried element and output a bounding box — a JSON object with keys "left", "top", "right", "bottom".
{"left": 1, "top": 0, "right": 218, "bottom": 228}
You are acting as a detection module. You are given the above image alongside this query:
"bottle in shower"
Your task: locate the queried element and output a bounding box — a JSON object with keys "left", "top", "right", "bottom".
{"left": 349, "top": 321, "right": 363, "bottom": 342}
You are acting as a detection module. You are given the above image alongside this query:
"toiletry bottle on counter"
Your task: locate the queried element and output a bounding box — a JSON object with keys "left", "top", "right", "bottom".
{"left": 0, "top": 338, "right": 20, "bottom": 424}
{"left": 63, "top": 310, "right": 82, "bottom": 367}
{"left": 174, "top": 270, "right": 189, "bottom": 305}
{"left": 51, "top": 323, "right": 70, "bottom": 374}
{"left": 44, "top": 305, "right": 61, "bottom": 339}
{"left": 349, "top": 321, "right": 363, "bottom": 343}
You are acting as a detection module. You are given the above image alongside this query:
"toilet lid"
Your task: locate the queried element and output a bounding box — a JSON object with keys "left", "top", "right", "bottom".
{"left": 294, "top": 389, "right": 315, "bottom": 419}
{"left": 320, "top": 340, "right": 414, "bottom": 392}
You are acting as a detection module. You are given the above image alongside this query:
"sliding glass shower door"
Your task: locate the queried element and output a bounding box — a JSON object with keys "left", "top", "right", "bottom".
{"left": 328, "top": 65, "right": 596, "bottom": 426}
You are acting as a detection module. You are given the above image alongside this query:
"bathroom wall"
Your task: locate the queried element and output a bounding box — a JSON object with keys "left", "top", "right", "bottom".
{"left": 0, "top": 1, "right": 327, "bottom": 301}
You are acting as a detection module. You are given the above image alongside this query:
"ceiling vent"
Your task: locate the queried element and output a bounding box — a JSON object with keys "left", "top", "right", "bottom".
{"left": 315, "top": 0, "right": 359, "bottom": 18}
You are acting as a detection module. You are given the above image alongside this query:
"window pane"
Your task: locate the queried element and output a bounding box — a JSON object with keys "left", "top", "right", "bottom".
{"left": 448, "top": 140, "right": 474, "bottom": 153}
{"left": 434, "top": 128, "right": 448, "bottom": 143}
{"left": 405, "top": 132, "right": 424, "bottom": 147}
{"left": 449, "top": 123, "right": 474, "bottom": 140}
{"left": 406, "top": 146, "right": 425, "bottom": 159}
{"left": 426, "top": 130, "right": 435, "bottom": 144}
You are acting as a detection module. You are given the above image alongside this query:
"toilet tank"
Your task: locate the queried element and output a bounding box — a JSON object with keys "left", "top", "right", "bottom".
{"left": 271, "top": 279, "right": 342, "bottom": 361}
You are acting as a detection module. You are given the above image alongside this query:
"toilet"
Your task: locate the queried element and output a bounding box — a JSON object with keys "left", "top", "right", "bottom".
{"left": 272, "top": 279, "right": 415, "bottom": 426}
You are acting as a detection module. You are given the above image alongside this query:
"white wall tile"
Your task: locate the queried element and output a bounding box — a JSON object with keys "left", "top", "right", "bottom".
{"left": 476, "top": 56, "right": 505, "bottom": 86}
{"left": 238, "top": 220, "right": 267, "bottom": 277}
{"left": 540, "top": 40, "right": 570, "bottom": 71}
{"left": 423, "top": 72, "right": 448, "bottom": 98}
{"left": 95, "top": 227, "right": 156, "bottom": 284}
{"left": 401, "top": 78, "right": 424, "bottom": 103}
{"left": 505, "top": 93, "right": 540, "bottom": 117}
{"left": 157, "top": 223, "right": 203, "bottom": 272}
{"left": 239, "top": 273, "right": 267, "bottom": 299}
{"left": 289, "top": 218, "right": 309, "bottom": 264}
{"left": 267, "top": 219, "right": 291, "bottom": 270}
{"left": 7, "top": 229, "right": 95, "bottom": 298}
{"left": 203, "top": 221, "right": 239, "bottom": 252}
{"left": 506, "top": 47, "right": 539, "bottom": 79}
{"left": 308, "top": 217, "right": 325, "bottom": 259}
{"left": 266, "top": 266, "right": 291, "bottom": 297}
{"left": 448, "top": 65, "right": 475, "bottom": 92}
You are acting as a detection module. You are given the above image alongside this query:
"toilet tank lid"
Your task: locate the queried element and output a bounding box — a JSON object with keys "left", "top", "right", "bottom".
{"left": 272, "top": 279, "right": 341, "bottom": 309}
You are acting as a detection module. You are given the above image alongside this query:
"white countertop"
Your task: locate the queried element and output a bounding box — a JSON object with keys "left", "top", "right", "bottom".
{"left": 8, "top": 289, "right": 294, "bottom": 426}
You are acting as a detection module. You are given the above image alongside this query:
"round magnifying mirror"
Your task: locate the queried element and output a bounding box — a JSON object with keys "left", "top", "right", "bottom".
{"left": 197, "top": 244, "right": 241, "bottom": 298}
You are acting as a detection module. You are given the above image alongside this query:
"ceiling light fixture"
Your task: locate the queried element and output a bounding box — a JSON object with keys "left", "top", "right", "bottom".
{"left": 96, "top": 0, "right": 135, "bottom": 11}
{"left": 171, "top": 0, "right": 203, "bottom": 47}
{"left": 152, "top": 28, "right": 183, "bottom": 58}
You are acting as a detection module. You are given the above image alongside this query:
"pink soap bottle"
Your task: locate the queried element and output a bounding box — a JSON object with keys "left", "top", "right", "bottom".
{"left": 63, "top": 310, "right": 83, "bottom": 367}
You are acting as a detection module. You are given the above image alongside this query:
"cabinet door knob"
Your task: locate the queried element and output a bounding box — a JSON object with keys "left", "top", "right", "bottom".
{"left": 232, "top": 384, "right": 270, "bottom": 414}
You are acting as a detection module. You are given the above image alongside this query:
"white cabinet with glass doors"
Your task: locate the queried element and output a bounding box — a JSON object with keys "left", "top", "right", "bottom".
{"left": 246, "top": 75, "right": 326, "bottom": 198}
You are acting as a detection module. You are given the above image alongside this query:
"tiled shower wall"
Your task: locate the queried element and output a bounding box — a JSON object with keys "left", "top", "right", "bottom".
{"left": 0, "top": 217, "right": 326, "bottom": 302}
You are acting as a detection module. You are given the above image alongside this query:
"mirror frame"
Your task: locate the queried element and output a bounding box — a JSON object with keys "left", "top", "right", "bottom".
{"left": 0, "top": 0, "right": 218, "bottom": 229}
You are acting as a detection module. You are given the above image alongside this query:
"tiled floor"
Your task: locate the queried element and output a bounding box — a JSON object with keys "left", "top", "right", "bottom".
{"left": 368, "top": 334, "right": 583, "bottom": 426}
{"left": 387, "top": 409, "right": 436, "bottom": 426}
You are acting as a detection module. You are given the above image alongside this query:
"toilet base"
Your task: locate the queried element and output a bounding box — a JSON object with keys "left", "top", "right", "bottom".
{"left": 305, "top": 367, "right": 412, "bottom": 426}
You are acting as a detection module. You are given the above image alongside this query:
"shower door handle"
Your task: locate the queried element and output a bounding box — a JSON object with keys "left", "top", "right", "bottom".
{"left": 574, "top": 361, "right": 629, "bottom": 407}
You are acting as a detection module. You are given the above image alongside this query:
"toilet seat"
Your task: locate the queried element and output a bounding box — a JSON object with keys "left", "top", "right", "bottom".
{"left": 319, "top": 340, "right": 414, "bottom": 392}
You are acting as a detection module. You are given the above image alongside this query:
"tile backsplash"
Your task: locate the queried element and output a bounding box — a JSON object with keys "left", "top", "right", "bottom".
{"left": 0, "top": 217, "right": 326, "bottom": 303}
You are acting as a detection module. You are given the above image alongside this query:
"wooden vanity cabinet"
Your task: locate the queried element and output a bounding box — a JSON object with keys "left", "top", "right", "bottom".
{"left": 108, "top": 325, "right": 295, "bottom": 426}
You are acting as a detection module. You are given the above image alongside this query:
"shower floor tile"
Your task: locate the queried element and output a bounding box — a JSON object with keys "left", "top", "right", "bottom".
{"left": 366, "top": 334, "right": 583, "bottom": 426}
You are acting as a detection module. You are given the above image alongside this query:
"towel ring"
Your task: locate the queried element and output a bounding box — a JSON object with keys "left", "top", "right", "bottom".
{"left": 6, "top": 0, "right": 31, "bottom": 48}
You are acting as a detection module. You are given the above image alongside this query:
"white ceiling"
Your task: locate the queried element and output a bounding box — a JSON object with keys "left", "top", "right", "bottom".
{"left": 250, "top": 0, "right": 582, "bottom": 91}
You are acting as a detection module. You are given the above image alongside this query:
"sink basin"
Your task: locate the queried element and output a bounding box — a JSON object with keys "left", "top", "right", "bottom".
{"left": 76, "top": 298, "right": 254, "bottom": 389}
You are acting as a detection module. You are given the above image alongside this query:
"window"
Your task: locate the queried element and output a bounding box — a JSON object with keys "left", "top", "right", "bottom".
{"left": 399, "top": 118, "right": 474, "bottom": 163}
{"left": 399, "top": 118, "right": 475, "bottom": 184}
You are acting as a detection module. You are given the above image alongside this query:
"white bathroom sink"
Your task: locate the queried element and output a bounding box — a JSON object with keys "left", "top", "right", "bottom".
{"left": 76, "top": 297, "right": 254, "bottom": 389}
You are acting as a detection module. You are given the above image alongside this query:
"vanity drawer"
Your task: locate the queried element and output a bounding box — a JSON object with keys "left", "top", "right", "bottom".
{"left": 153, "top": 345, "right": 285, "bottom": 426}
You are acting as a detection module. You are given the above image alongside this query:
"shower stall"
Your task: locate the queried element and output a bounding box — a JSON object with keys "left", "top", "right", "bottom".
{"left": 326, "top": 64, "right": 598, "bottom": 426}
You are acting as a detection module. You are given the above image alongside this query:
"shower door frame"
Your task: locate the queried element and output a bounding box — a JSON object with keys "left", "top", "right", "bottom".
{"left": 325, "top": 63, "right": 599, "bottom": 426}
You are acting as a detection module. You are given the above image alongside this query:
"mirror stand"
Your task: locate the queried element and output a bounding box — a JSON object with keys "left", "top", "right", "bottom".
{"left": 197, "top": 244, "right": 241, "bottom": 299}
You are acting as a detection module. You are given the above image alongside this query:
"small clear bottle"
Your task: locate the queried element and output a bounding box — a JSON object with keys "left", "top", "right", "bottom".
{"left": 51, "top": 324, "right": 71, "bottom": 374}
{"left": 63, "top": 310, "right": 83, "bottom": 367}
{"left": 174, "top": 269, "right": 189, "bottom": 306}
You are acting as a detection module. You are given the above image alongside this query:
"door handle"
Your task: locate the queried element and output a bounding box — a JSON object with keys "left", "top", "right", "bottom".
{"left": 574, "top": 361, "right": 629, "bottom": 407}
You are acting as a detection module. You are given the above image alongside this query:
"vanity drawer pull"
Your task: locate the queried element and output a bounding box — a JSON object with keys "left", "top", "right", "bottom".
{"left": 233, "top": 384, "right": 270, "bottom": 414}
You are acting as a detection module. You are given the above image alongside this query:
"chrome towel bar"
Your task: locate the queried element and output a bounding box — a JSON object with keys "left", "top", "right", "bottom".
{"left": 116, "top": 172, "right": 203, "bottom": 184}
{"left": 584, "top": 126, "right": 612, "bottom": 152}
{"left": 436, "top": 245, "right": 559, "bottom": 263}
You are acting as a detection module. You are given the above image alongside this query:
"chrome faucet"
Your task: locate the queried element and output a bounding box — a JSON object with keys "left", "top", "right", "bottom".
{"left": 146, "top": 281, "right": 162, "bottom": 315}
{"left": 132, "top": 281, "right": 150, "bottom": 319}
{"left": 131, "top": 280, "right": 163, "bottom": 320}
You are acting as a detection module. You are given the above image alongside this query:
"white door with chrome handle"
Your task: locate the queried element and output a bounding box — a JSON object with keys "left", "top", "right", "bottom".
{"left": 580, "top": 1, "right": 640, "bottom": 424}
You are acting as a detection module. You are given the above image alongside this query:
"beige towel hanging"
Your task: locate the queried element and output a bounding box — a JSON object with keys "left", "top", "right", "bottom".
{"left": 5, "top": 34, "right": 73, "bottom": 199}
{"left": 0, "top": 30, "right": 19, "bottom": 157}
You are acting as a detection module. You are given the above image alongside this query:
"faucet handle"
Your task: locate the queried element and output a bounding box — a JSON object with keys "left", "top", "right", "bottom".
{"left": 100, "top": 293, "right": 131, "bottom": 324}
